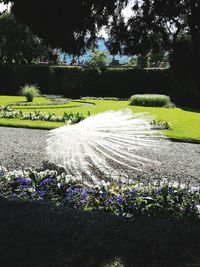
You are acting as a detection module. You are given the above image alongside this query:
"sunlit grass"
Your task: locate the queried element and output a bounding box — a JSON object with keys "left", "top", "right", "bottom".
{"left": 0, "top": 96, "right": 200, "bottom": 141}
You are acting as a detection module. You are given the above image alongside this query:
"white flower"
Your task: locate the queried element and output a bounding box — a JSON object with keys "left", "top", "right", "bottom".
{"left": 56, "top": 175, "right": 61, "bottom": 182}
{"left": 50, "top": 170, "right": 54, "bottom": 176}
{"left": 61, "top": 173, "right": 66, "bottom": 179}
{"left": 196, "top": 205, "right": 200, "bottom": 213}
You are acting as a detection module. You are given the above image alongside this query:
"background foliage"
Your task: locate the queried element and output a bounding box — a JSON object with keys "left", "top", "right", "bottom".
{"left": 0, "top": 64, "right": 198, "bottom": 107}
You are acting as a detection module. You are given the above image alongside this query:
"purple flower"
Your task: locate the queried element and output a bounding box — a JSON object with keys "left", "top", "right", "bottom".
{"left": 65, "top": 186, "right": 88, "bottom": 204}
{"left": 117, "top": 195, "right": 124, "bottom": 202}
{"left": 99, "top": 192, "right": 107, "bottom": 198}
{"left": 12, "top": 176, "right": 32, "bottom": 185}
{"left": 104, "top": 199, "right": 112, "bottom": 206}
{"left": 37, "top": 191, "right": 45, "bottom": 198}
{"left": 80, "top": 199, "right": 87, "bottom": 205}
{"left": 128, "top": 205, "right": 136, "bottom": 210}
{"left": 11, "top": 192, "right": 17, "bottom": 198}
{"left": 155, "top": 188, "right": 162, "bottom": 195}
{"left": 0, "top": 171, "right": 6, "bottom": 176}
{"left": 191, "top": 201, "right": 198, "bottom": 209}
{"left": 129, "top": 189, "right": 137, "bottom": 195}
{"left": 39, "top": 178, "right": 55, "bottom": 187}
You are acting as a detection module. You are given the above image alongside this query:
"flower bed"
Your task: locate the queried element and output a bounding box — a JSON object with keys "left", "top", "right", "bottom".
{"left": 0, "top": 106, "right": 86, "bottom": 123}
{"left": 0, "top": 167, "right": 200, "bottom": 220}
{"left": 0, "top": 105, "right": 170, "bottom": 129}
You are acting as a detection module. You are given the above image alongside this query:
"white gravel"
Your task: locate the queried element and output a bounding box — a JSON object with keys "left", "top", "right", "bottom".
{"left": 0, "top": 126, "right": 200, "bottom": 185}
{"left": 0, "top": 127, "right": 48, "bottom": 170}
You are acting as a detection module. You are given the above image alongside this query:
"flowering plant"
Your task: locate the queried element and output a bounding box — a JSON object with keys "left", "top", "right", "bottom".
{"left": 0, "top": 107, "right": 86, "bottom": 124}
{"left": 0, "top": 167, "right": 200, "bottom": 220}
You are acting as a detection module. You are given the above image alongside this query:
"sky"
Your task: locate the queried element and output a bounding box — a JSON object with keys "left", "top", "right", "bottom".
{"left": 0, "top": 3, "right": 11, "bottom": 12}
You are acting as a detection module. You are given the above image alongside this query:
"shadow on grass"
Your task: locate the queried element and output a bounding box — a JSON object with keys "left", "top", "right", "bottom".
{"left": 0, "top": 197, "right": 200, "bottom": 267}
{"left": 179, "top": 106, "right": 200, "bottom": 114}
{"left": 15, "top": 105, "right": 82, "bottom": 110}
{"left": 12, "top": 101, "right": 27, "bottom": 103}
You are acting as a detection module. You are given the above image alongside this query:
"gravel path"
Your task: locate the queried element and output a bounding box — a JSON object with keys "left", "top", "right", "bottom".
{"left": 0, "top": 126, "right": 200, "bottom": 185}
{"left": 0, "top": 127, "right": 48, "bottom": 170}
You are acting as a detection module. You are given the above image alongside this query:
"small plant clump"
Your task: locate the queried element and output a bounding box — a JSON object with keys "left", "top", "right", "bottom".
{"left": 151, "top": 120, "right": 171, "bottom": 130}
{"left": 130, "top": 94, "right": 174, "bottom": 107}
{"left": 81, "top": 96, "right": 120, "bottom": 101}
{"left": 20, "top": 84, "right": 41, "bottom": 102}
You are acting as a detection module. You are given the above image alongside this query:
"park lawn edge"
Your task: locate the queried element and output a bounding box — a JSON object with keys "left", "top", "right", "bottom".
{"left": 0, "top": 119, "right": 200, "bottom": 144}
{"left": 0, "top": 118, "right": 65, "bottom": 130}
{"left": 1, "top": 96, "right": 200, "bottom": 142}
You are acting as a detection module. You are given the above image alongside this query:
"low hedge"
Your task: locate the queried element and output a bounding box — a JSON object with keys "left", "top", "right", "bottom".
{"left": 130, "top": 94, "right": 172, "bottom": 107}
{"left": 0, "top": 64, "right": 199, "bottom": 107}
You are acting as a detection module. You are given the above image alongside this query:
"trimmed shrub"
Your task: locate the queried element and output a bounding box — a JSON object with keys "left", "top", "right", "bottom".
{"left": 52, "top": 66, "right": 82, "bottom": 97}
{"left": 101, "top": 68, "right": 171, "bottom": 98}
{"left": 0, "top": 64, "right": 14, "bottom": 94}
{"left": 130, "top": 94, "right": 172, "bottom": 107}
{"left": 170, "top": 74, "right": 200, "bottom": 107}
{"left": 20, "top": 84, "right": 40, "bottom": 102}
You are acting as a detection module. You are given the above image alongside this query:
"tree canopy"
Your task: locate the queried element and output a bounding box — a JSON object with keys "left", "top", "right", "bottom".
{"left": 0, "top": 12, "right": 49, "bottom": 63}
{"left": 1, "top": 0, "right": 127, "bottom": 55}
{"left": 1, "top": 1, "right": 199, "bottom": 55}
{"left": 1, "top": 0, "right": 200, "bottom": 86}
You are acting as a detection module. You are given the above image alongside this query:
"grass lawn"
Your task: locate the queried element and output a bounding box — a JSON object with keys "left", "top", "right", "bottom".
{"left": 0, "top": 96, "right": 200, "bottom": 142}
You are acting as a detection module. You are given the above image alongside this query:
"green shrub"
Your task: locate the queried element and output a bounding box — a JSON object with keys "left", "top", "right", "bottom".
{"left": 130, "top": 94, "right": 172, "bottom": 107}
{"left": 20, "top": 84, "right": 40, "bottom": 102}
{"left": 52, "top": 66, "right": 82, "bottom": 97}
{"left": 84, "top": 49, "right": 108, "bottom": 70}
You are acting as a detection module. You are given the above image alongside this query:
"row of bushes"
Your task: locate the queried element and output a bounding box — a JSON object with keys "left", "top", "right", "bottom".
{"left": 0, "top": 64, "right": 199, "bottom": 107}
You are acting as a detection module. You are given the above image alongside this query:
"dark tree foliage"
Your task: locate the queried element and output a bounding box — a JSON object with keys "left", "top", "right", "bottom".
{"left": 108, "top": 1, "right": 199, "bottom": 54}
{"left": 1, "top": 0, "right": 127, "bottom": 55}
{"left": 0, "top": 12, "right": 49, "bottom": 63}
{"left": 1, "top": 0, "right": 200, "bottom": 92}
{"left": 2, "top": 1, "right": 199, "bottom": 56}
{"left": 106, "top": 0, "right": 200, "bottom": 90}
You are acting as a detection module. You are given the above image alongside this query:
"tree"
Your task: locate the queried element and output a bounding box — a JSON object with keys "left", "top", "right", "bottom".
{"left": 1, "top": 0, "right": 200, "bottom": 86}
{"left": 2, "top": 1, "right": 199, "bottom": 57}
{"left": 85, "top": 49, "right": 108, "bottom": 70}
{"left": 109, "top": 57, "right": 121, "bottom": 67}
{"left": 170, "top": 35, "right": 194, "bottom": 74}
{"left": 47, "top": 49, "right": 61, "bottom": 65}
{"left": 1, "top": 0, "right": 127, "bottom": 56}
{"left": 0, "top": 12, "right": 48, "bottom": 63}
{"left": 108, "top": 1, "right": 200, "bottom": 82}
{"left": 148, "top": 51, "right": 169, "bottom": 68}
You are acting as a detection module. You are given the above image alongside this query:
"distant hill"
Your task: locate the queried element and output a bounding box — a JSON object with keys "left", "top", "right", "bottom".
{"left": 61, "top": 39, "right": 130, "bottom": 65}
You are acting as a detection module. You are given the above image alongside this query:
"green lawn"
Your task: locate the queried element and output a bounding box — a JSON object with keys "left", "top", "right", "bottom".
{"left": 0, "top": 95, "right": 50, "bottom": 105}
{"left": 0, "top": 96, "right": 200, "bottom": 142}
